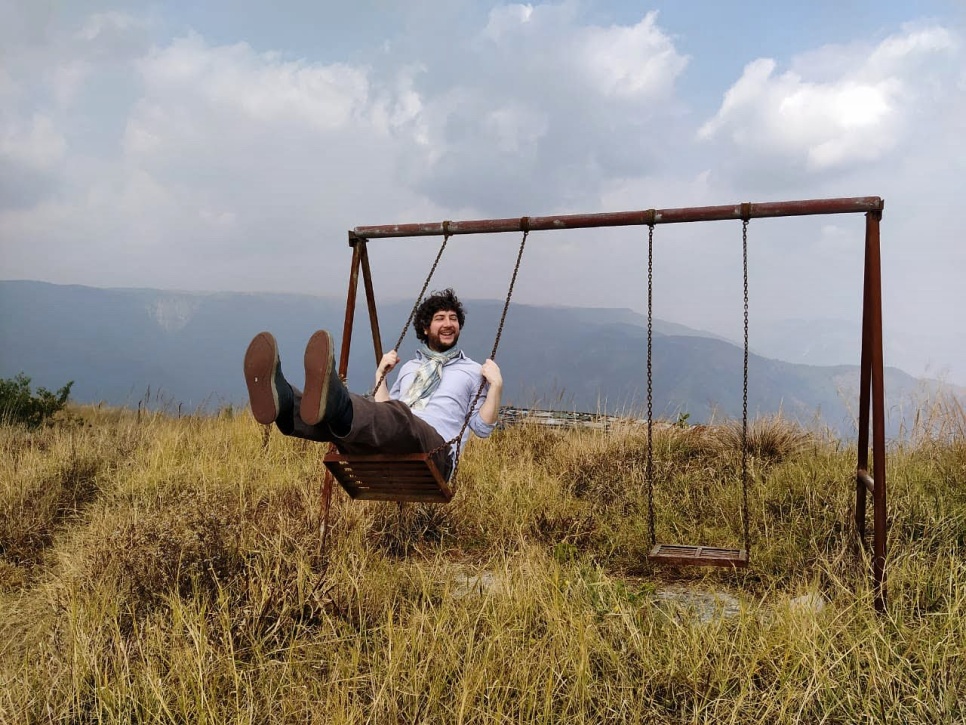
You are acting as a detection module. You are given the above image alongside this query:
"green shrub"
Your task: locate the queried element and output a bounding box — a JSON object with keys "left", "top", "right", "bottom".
{"left": 0, "top": 373, "right": 73, "bottom": 427}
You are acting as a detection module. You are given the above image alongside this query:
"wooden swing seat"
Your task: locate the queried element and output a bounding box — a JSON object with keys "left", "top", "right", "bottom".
{"left": 323, "top": 451, "right": 454, "bottom": 503}
{"left": 648, "top": 544, "right": 748, "bottom": 568}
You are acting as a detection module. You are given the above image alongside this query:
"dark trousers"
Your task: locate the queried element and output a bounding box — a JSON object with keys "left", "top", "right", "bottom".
{"left": 280, "top": 391, "right": 453, "bottom": 480}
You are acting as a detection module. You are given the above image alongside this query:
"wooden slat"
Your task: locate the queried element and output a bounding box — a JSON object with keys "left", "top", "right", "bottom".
{"left": 350, "top": 483, "right": 443, "bottom": 494}
{"left": 331, "top": 466, "right": 430, "bottom": 476}
{"left": 353, "top": 491, "right": 452, "bottom": 503}
{"left": 327, "top": 452, "right": 440, "bottom": 463}
{"left": 345, "top": 482, "right": 451, "bottom": 500}
{"left": 335, "top": 473, "right": 438, "bottom": 485}
{"left": 648, "top": 544, "right": 748, "bottom": 568}
{"left": 334, "top": 458, "right": 429, "bottom": 467}
{"left": 330, "top": 461, "right": 430, "bottom": 472}
{"left": 337, "top": 484, "right": 452, "bottom": 503}
{"left": 336, "top": 470, "right": 432, "bottom": 480}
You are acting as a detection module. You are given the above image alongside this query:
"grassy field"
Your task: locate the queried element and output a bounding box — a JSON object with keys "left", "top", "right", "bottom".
{"left": 1, "top": 398, "right": 964, "bottom": 723}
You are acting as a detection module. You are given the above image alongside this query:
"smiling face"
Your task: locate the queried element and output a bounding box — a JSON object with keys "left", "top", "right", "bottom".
{"left": 424, "top": 309, "right": 461, "bottom": 352}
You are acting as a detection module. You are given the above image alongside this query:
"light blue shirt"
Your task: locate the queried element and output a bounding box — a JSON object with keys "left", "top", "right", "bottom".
{"left": 390, "top": 349, "right": 496, "bottom": 460}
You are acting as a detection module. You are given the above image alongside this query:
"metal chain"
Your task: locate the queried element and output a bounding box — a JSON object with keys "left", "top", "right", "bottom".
{"left": 646, "top": 223, "right": 655, "bottom": 547}
{"left": 432, "top": 227, "right": 530, "bottom": 485}
{"left": 741, "top": 218, "right": 751, "bottom": 557}
{"left": 370, "top": 232, "right": 452, "bottom": 397}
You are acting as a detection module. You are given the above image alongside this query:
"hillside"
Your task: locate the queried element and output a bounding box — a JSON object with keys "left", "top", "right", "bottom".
{"left": 0, "top": 280, "right": 951, "bottom": 434}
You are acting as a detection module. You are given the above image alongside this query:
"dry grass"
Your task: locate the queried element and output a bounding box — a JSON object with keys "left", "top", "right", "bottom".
{"left": 1, "top": 400, "right": 964, "bottom": 723}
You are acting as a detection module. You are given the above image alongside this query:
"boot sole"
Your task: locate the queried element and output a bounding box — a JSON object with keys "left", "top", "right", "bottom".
{"left": 301, "top": 330, "right": 334, "bottom": 426}
{"left": 244, "top": 332, "right": 280, "bottom": 425}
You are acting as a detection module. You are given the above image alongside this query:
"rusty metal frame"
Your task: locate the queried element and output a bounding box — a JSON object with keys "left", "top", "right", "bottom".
{"left": 327, "top": 196, "right": 887, "bottom": 609}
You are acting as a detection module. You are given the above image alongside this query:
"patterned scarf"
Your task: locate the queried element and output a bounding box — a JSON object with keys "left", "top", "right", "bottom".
{"left": 402, "top": 345, "right": 461, "bottom": 409}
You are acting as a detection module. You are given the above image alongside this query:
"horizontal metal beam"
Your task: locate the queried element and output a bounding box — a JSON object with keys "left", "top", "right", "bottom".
{"left": 351, "top": 196, "right": 884, "bottom": 241}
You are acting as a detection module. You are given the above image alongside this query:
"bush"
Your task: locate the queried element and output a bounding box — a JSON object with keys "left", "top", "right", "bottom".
{"left": 0, "top": 373, "right": 74, "bottom": 427}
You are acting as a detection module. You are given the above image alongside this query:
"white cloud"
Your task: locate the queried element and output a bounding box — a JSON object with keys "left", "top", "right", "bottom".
{"left": 483, "top": 3, "right": 535, "bottom": 39}
{"left": 76, "top": 11, "right": 146, "bottom": 43}
{"left": 45, "top": 59, "right": 92, "bottom": 107}
{"left": 0, "top": 19, "right": 448, "bottom": 295}
{"left": 370, "top": 65, "right": 425, "bottom": 134}
{"left": 578, "top": 11, "right": 688, "bottom": 100}
{"left": 699, "top": 24, "right": 957, "bottom": 174}
{"left": 478, "top": 5, "right": 686, "bottom": 103}
{"left": 0, "top": 113, "right": 67, "bottom": 169}
{"left": 0, "top": 68, "right": 19, "bottom": 100}
{"left": 482, "top": 105, "right": 548, "bottom": 154}
{"left": 863, "top": 25, "right": 956, "bottom": 77}
{"left": 393, "top": 4, "right": 689, "bottom": 211}
{"left": 198, "top": 207, "right": 237, "bottom": 228}
{"left": 74, "top": 10, "right": 153, "bottom": 65}
{"left": 137, "top": 35, "right": 371, "bottom": 131}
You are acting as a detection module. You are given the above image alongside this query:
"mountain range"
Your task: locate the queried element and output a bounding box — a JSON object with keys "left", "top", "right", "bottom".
{"left": 0, "top": 280, "right": 954, "bottom": 436}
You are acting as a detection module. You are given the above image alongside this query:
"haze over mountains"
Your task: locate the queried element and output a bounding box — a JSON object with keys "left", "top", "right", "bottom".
{"left": 1, "top": 280, "right": 953, "bottom": 436}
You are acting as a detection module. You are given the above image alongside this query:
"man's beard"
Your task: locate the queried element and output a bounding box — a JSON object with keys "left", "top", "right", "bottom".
{"left": 427, "top": 329, "right": 459, "bottom": 352}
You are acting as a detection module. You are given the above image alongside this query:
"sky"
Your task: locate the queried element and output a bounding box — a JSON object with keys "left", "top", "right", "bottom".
{"left": 1, "top": 0, "right": 965, "bottom": 383}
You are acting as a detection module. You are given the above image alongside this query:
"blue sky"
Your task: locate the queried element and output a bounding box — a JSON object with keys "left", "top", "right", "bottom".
{"left": 1, "top": 0, "right": 964, "bottom": 383}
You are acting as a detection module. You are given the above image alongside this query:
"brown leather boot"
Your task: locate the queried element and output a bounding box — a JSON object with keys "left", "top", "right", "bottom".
{"left": 243, "top": 332, "right": 294, "bottom": 425}
{"left": 300, "top": 330, "right": 353, "bottom": 435}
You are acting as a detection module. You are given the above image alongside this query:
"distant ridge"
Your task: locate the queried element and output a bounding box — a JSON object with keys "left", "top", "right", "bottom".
{"left": 1, "top": 280, "right": 954, "bottom": 435}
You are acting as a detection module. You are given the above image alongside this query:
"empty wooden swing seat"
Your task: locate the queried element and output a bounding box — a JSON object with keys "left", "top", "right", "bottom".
{"left": 648, "top": 544, "right": 748, "bottom": 568}
{"left": 323, "top": 451, "right": 454, "bottom": 503}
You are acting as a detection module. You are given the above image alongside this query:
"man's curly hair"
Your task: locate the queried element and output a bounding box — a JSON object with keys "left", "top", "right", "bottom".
{"left": 414, "top": 288, "right": 466, "bottom": 343}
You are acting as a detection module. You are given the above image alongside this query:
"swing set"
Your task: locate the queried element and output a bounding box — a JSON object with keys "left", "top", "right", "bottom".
{"left": 323, "top": 196, "right": 888, "bottom": 610}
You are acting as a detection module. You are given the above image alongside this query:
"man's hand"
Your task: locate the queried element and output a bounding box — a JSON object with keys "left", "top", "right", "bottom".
{"left": 480, "top": 359, "right": 503, "bottom": 389}
{"left": 377, "top": 350, "right": 400, "bottom": 378}
{"left": 374, "top": 350, "right": 399, "bottom": 402}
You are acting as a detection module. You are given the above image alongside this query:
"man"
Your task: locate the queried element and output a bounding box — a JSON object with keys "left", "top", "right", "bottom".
{"left": 243, "top": 288, "right": 502, "bottom": 479}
